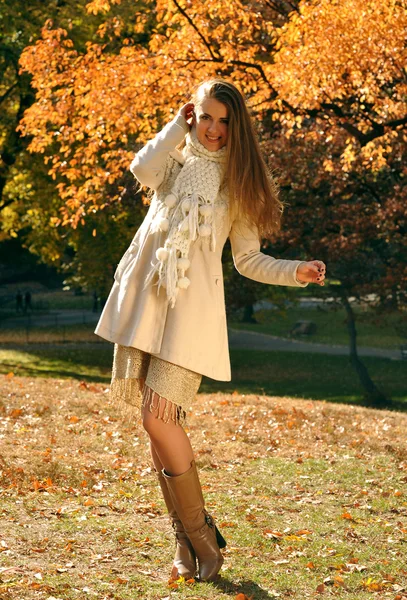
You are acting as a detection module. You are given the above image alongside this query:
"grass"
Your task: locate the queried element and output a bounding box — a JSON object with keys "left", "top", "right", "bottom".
{"left": 0, "top": 343, "right": 405, "bottom": 410}
{"left": 229, "top": 306, "right": 406, "bottom": 349}
{"left": 201, "top": 349, "right": 407, "bottom": 408}
{"left": 0, "top": 323, "right": 101, "bottom": 344}
{"left": 0, "top": 375, "right": 406, "bottom": 599}
{"left": 0, "top": 290, "right": 95, "bottom": 312}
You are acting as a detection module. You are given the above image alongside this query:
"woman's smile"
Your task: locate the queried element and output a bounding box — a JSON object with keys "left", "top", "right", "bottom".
{"left": 206, "top": 134, "right": 221, "bottom": 142}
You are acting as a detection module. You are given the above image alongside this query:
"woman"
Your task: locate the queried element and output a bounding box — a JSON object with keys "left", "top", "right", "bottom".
{"left": 95, "top": 78, "right": 326, "bottom": 582}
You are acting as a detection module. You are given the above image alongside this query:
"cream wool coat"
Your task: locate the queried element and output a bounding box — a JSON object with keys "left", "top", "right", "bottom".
{"left": 94, "top": 112, "right": 309, "bottom": 381}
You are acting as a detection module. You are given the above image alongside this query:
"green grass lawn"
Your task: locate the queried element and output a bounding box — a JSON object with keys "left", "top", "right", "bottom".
{"left": 1, "top": 343, "right": 405, "bottom": 410}
{"left": 0, "top": 323, "right": 100, "bottom": 344}
{"left": 0, "top": 289, "right": 95, "bottom": 312}
{"left": 229, "top": 306, "right": 406, "bottom": 349}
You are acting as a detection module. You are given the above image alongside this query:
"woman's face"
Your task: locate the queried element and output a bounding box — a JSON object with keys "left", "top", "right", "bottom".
{"left": 192, "top": 97, "right": 229, "bottom": 152}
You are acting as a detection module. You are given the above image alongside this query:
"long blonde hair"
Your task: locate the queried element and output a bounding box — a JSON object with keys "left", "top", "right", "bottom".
{"left": 188, "top": 78, "right": 285, "bottom": 239}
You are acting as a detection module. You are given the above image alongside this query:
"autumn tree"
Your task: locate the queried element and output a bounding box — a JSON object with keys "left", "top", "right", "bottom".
{"left": 15, "top": 0, "right": 407, "bottom": 404}
{"left": 0, "top": 0, "right": 150, "bottom": 294}
{"left": 264, "top": 0, "right": 407, "bottom": 405}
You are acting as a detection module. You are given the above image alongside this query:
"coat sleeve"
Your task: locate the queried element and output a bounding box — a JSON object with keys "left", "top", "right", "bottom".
{"left": 129, "top": 112, "right": 189, "bottom": 190}
{"left": 229, "top": 217, "right": 309, "bottom": 287}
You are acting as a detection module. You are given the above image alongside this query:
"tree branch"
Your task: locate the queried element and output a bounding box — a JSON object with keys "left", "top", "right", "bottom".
{"left": 0, "top": 197, "right": 15, "bottom": 213}
{"left": 311, "top": 101, "right": 407, "bottom": 145}
{"left": 171, "top": 0, "right": 220, "bottom": 61}
{"left": 263, "top": 0, "right": 300, "bottom": 15}
{"left": 0, "top": 82, "right": 18, "bottom": 106}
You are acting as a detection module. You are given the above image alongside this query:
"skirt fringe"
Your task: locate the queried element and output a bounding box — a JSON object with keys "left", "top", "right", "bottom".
{"left": 110, "top": 377, "right": 187, "bottom": 427}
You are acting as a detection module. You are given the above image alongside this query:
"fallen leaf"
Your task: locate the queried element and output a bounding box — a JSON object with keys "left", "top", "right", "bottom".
{"left": 10, "top": 408, "right": 23, "bottom": 418}
{"left": 263, "top": 529, "right": 283, "bottom": 538}
{"left": 296, "top": 529, "right": 312, "bottom": 535}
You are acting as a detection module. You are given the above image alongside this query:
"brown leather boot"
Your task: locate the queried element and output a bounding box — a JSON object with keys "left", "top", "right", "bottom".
{"left": 155, "top": 469, "right": 197, "bottom": 580}
{"left": 162, "top": 460, "right": 226, "bottom": 582}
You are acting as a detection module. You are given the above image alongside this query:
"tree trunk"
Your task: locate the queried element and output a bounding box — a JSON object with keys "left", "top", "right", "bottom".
{"left": 338, "top": 286, "right": 390, "bottom": 407}
{"left": 0, "top": 78, "right": 33, "bottom": 211}
{"left": 241, "top": 303, "right": 258, "bottom": 324}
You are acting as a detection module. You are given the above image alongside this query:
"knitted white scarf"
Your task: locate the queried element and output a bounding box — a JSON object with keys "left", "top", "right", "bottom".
{"left": 143, "top": 125, "right": 227, "bottom": 308}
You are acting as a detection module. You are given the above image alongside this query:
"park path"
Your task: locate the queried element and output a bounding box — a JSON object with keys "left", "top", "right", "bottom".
{"left": 1, "top": 309, "right": 402, "bottom": 360}
{"left": 228, "top": 328, "right": 401, "bottom": 360}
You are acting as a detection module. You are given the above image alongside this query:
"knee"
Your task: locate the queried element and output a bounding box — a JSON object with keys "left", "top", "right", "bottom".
{"left": 142, "top": 403, "right": 161, "bottom": 435}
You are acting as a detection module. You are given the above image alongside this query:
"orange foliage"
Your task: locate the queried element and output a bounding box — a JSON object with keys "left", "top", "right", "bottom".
{"left": 17, "top": 0, "right": 407, "bottom": 234}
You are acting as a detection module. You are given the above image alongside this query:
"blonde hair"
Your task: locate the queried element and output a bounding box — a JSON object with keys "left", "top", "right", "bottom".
{"left": 189, "top": 78, "right": 285, "bottom": 239}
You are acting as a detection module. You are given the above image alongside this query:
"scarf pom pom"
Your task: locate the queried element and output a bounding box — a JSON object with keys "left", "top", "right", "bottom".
{"left": 164, "top": 193, "right": 177, "bottom": 208}
{"left": 156, "top": 247, "right": 169, "bottom": 262}
{"left": 199, "top": 204, "right": 212, "bottom": 217}
{"left": 177, "top": 257, "right": 190, "bottom": 270}
{"left": 159, "top": 217, "right": 170, "bottom": 232}
{"left": 177, "top": 276, "right": 190, "bottom": 289}
{"left": 199, "top": 224, "right": 212, "bottom": 237}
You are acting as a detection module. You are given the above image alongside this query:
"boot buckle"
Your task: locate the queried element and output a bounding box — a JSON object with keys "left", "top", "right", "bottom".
{"left": 204, "top": 512, "right": 214, "bottom": 528}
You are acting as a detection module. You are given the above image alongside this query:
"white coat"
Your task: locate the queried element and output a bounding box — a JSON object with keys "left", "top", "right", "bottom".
{"left": 94, "top": 112, "right": 309, "bottom": 381}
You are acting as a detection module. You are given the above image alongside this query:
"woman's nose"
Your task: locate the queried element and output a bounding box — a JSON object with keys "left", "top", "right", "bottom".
{"left": 207, "top": 122, "right": 219, "bottom": 135}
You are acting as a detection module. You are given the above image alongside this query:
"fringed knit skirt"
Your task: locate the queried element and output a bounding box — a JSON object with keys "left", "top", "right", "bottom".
{"left": 110, "top": 344, "right": 203, "bottom": 427}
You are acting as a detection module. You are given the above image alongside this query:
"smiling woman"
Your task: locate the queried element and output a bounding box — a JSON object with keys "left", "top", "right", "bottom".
{"left": 94, "top": 77, "right": 326, "bottom": 585}
{"left": 193, "top": 98, "right": 229, "bottom": 151}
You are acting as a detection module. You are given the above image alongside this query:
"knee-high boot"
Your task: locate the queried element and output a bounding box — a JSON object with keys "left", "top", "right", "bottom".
{"left": 162, "top": 460, "right": 226, "bottom": 582}
{"left": 155, "top": 469, "right": 197, "bottom": 579}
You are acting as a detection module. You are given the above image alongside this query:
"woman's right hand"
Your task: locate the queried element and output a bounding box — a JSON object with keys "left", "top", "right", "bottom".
{"left": 178, "top": 102, "right": 195, "bottom": 128}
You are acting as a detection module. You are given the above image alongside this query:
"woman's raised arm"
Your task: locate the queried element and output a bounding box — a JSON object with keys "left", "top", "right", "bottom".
{"left": 130, "top": 112, "right": 189, "bottom": 190}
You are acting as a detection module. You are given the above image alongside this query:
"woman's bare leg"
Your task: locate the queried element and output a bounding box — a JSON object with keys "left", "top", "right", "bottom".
{"left": 138, "top": 378, "right": 167, "bottom": 473}
{"left": 142, "top": 392, "right": 194, "bottom": 476}
{"left": 150, "top": 441, "right": 163, "bottom": 472}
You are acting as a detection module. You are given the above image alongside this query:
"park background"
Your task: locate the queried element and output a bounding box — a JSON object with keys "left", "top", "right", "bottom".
{"left": 0, "top": 0, "right": 406, "bottom": 599}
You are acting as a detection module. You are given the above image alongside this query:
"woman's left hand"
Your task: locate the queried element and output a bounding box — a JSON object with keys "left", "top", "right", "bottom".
{"left": 296, "top": 260, "right": 326, "bottom": 286}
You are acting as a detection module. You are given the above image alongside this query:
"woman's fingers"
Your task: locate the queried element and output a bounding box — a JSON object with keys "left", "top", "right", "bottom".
{"left": 309, "top": 263, "right": 320, "bottom": 274}
{"left": 309, "top": 259, "right": 325, "bottom": 272}
{"left": 306, "top": 260, "right": 326, "bottom": 285}
{"left": 179, "top": 102, "right": 195, "bottom": 121}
